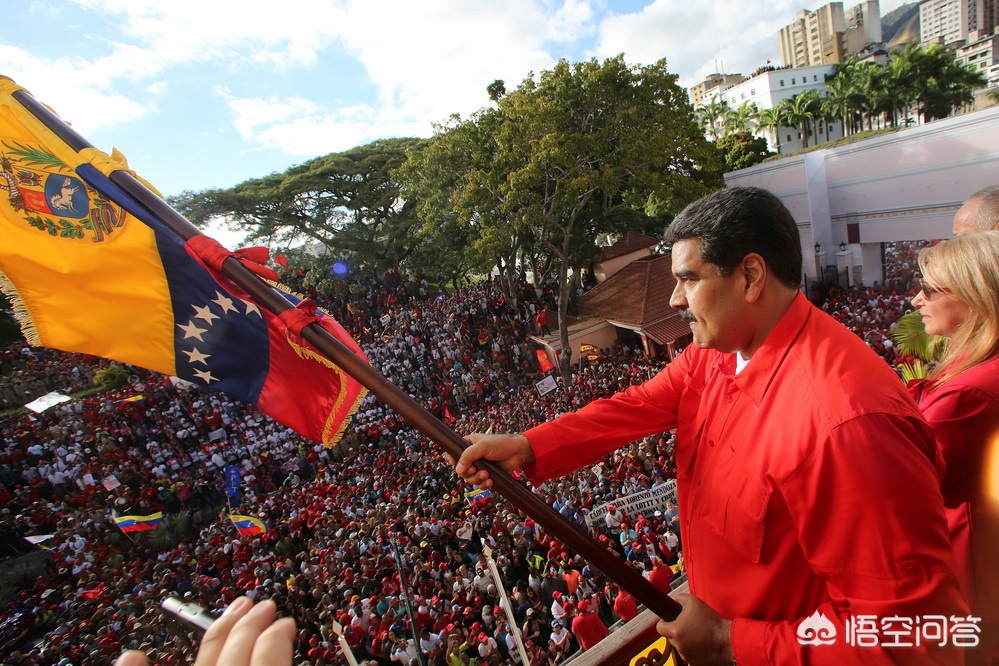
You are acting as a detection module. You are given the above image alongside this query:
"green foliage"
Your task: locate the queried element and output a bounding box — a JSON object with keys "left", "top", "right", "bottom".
{"left": 822, "top": 43, "right": 988, "bottom": 135}
{"left": 93, "top": 363, "right": 130, "bottom": 388}
{"left": 403, "top": 54, "right": 723, "bottom": 380}
{"left": 169, "top": 138, "right": 429, "bottom": 276}
{"left": 716, "top": 131, "right": 773, "bottom": 171}
{"left": 892, "top": 311, "right": 945, "bottom": 380}
{"left": 141, "top": 512, "right": 191, "bottom": 550}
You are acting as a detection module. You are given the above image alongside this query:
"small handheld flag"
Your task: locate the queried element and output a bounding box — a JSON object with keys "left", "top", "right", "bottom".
{"left": 229, "top": 514, "right": 268, "bottom": 536}
{"left": 113, "top": 512, "right": 164, "bottom": 533}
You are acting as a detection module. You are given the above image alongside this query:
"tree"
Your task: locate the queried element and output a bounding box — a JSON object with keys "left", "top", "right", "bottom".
{"left": 716, "top": 130, "right": 774, "bottom": 171}
{"left": 885, "top": 42, "right": 986, "bottom": 123}
{"left": 695, "top": 95, "right": 729, "bottom": 141}
{"left": 170, "top": 138, "right": 428, "bottom": 276}
{"left": 722, "top": 101, "right": 759, "bottom": 137}
{"left": 756, "top": 106, "right": 785, "bottom": 154}
{"left": 823, "top": 63, "right": 863, "bottom": 136}
{"left": 399, "top": 108, "right": 523, "bottom": 293}
{"left": 407, "top": 55, "right": 723, "bottom": 381}
{"left": 783, "top": 90, "right": 821, "bottom": 148}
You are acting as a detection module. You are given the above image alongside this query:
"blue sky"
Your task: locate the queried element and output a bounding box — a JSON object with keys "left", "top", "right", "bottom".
{"left": 2, "top": 0, "right": 907, "bottom": 244}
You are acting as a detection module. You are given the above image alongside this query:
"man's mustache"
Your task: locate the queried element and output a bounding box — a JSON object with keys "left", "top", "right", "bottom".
{"left": 678, "top": 309, "right": 695, "bottom": 322}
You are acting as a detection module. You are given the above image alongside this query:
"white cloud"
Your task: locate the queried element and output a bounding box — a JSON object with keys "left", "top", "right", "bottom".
{"left": 595, "top": 0, "right": 797, "bottom": 87}
{"left": 0, "top": 45, "right": 149, "bottom": 133}
{"left": 3, "top": 0, "right": 908, "bottom": 193}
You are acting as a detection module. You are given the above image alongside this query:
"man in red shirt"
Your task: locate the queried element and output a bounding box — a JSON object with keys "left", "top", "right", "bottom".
{"left": 570, "top": 599, "right": 609, "bottom": 650}
{"left": 454, "top": 187, "right": 967, "bottom": 665}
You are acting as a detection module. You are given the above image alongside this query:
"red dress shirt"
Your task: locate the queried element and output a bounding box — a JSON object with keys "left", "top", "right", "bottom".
{"left": 525, "top": 293, "right": 967, "bottom": 665}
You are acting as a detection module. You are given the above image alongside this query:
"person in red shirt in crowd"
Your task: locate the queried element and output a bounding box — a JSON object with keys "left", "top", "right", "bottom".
{"left": 570, "top": 599, "right": 608, "bottom": 650}
{"left": 454, "top": 187, "right": 967, "bottom": 665}
{"left": 610, "top": 582, "right": 639, "bottom": 623}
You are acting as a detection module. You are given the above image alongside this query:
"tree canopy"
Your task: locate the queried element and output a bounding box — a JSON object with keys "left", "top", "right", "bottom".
{"left": 170, "top": 137, "right": 428, "bottom": 276}
{"left": 401, "top": 54, "right": 723, "bottom": 379}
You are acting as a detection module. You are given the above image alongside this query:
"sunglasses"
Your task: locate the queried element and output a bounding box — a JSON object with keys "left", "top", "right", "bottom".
{"left": 918, "top": 278, "right": 951, "bottom": 300}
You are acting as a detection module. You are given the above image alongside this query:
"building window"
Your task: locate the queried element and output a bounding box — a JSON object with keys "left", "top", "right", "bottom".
{"left": 791, "top": 78, "right": 796, "bottom": 84}
{"left": 787, "top": 134, "right": 792, "bottom": 141}
{"left": 751, "top": 89, "right": 756, "bottom": 95}
{"left": 780, "top": 80, "right": 785, "bottom": 86}
{"left": 813, "top": 75, "right": 818, "bottom": 81}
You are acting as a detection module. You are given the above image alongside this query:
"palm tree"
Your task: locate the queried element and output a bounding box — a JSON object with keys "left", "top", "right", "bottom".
{"left": 784, "top": 91, "right": 821, "bottom": 148}
{"left": 695, "top": 95, "right": 729, "bottom": 140}
{"left": 756, "top": 106, "right": 784, "bottom": 154}
{"left": 892, "top": 42, "right": 987, "bottom": 123}
{"left": 823, "top": 72, "right": 858, "bottom": 137}
{"left": 722, "top": 101, "right": 759, "bottom": 137}
{"left": 886, "top": 47, "right": 919, "bottom": 127}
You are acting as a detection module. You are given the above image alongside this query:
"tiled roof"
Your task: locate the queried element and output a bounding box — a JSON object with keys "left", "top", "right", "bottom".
{"left": 642, "top": 314, "right": 693, "bottom": 345}
{"left": 577, "top": 253, "right": 692, "bottom": 345}
{"left": 598, "top": 231, "right": 661, "bottom": 262}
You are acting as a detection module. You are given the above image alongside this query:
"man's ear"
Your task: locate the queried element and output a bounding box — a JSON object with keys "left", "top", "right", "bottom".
{"left": 741, "top": 253, "right": 766, "bottom": 303}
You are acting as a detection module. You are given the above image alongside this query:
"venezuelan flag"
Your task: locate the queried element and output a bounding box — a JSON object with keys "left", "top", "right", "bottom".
{"left": 113, "top": 512, "right": 164, "bottom": 533}
{"left": 464, "top": 488, "right": 491, "bottom": 503}
{"left": 229, "top": 514, "right": 268, "bottom": 536}
{"left": 0, "top": 77, "right": 366, "bottom": 446}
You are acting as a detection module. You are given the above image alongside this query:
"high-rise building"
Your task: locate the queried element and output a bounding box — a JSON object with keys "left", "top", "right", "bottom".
{"left": 844, "top": 1, "right": 884, "bottom": 54}
{"left": 779, "top": 1, "right": 884, "bottom": 67}
{"left": 920, "top": 0, "right": 997, "bottom": 46}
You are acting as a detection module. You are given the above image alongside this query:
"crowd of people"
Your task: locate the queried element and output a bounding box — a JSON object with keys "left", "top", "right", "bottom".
{"left": 0, "top": 240, "right": 931, "bottom": 666}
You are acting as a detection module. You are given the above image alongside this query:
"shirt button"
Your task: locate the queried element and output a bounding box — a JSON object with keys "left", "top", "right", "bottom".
{"left": 724, "top": 395, "right": 733, "bottom": 403}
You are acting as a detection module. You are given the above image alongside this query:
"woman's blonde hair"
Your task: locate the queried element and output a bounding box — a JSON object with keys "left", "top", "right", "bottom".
{"left": 918, "top": 230, "right": 999, "bottom": 386}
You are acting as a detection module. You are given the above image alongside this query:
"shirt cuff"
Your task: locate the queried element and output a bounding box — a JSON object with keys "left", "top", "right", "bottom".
{"left": 730, "top": 617, "right": 771, "bottom": 666}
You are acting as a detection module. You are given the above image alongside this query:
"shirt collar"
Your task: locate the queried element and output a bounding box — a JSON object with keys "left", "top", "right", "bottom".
{"left": 729, "top": 291, "right": 811, "bottom": 407}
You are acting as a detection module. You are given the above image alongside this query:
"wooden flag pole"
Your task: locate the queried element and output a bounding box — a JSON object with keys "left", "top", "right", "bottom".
{"left": 12, "top": 86, "right": 683, "bottom": 624}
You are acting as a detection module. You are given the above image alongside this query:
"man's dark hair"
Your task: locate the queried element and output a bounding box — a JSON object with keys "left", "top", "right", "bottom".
{"left": 664, "top": 186, "right": 802, "bottom": 288}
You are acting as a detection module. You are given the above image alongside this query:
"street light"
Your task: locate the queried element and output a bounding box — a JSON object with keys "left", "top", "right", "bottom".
{"left": 839, "top": 241, "right": 847, "bottom": 252}
{"left": 815, "top": 242, "right": 821, "bottom": 253}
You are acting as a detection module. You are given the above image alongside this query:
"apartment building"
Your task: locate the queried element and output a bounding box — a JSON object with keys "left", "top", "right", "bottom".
{"left": 779, "top": 1, "right": 883, "bottom": 67}
{"left": 920, "top": 0, "right": 998, "bottom": 46}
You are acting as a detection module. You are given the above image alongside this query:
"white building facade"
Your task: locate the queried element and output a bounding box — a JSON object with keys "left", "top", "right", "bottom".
{"left": 717, "top": 65, "right": 845, "bottom": 154}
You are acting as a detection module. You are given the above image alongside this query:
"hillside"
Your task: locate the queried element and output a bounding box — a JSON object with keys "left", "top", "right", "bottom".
{"left": 883, "top": 1, "right": 923, "bottom": 48}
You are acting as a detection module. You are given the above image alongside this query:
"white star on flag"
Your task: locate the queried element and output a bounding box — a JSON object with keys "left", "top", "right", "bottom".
{"left": 183, "top": 347, "right": 211, "bottom": 365}
{"left": 192, "top": 304, "right": 220, "bottom": 325}
{"left": 178, "top": 321, "right": 208, "bottom": 342}
{"left": 192, "top": 368, "right": 218, "bottom": 384}
{"left": 213, "top": 291, "right": 238, "bottom": 314}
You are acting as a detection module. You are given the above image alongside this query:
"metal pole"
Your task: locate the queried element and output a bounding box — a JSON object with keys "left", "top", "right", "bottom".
{"left": 481, "top": 543, "right": 531, "bottom": 666}
{"left": 389, "top": 535, "right": 427, "bottom": 666}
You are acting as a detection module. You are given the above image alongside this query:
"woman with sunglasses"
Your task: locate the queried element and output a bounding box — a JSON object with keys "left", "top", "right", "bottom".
{"left": 911, "top": 231, "right": 999, "bottom": 665}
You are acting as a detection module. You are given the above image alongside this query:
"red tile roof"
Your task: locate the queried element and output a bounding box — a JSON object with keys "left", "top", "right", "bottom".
{"left": 598, "top": 231, "right": 661, "bottom": 262}
{"left": 577, "top": 254, "right": 691, "bottom": 345}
